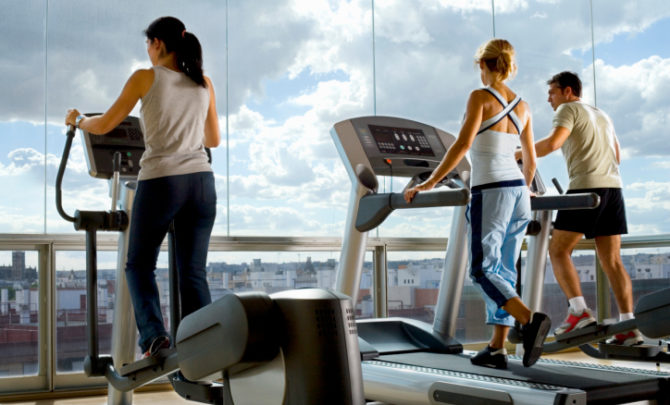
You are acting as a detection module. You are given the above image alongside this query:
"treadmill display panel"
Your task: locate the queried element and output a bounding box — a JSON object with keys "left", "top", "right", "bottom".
{"left": 369, "top": 125, "right": 435, "bottom": 157}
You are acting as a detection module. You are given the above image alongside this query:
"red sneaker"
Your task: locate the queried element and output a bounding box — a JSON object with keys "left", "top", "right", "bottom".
{"left": 605, "top": 330, "right": 644, "bottom": 346}
{"left": 554, "top": 308, "right": 597, "bottom": 336}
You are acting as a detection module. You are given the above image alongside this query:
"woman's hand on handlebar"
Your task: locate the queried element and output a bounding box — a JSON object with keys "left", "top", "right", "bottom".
{"left": 404, "top": 179, "right": 437, "bottom": 203}
{"left": 65, "top": 108, "right": 81, "bottom": 127}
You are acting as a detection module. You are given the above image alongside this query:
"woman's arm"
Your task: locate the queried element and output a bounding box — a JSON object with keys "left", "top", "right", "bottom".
{"left": 519, "top": 104, "right": 536, "bottom": 189}
{"left": 404, "top": 90, "right": 483, "bottom": 202}
{"left": 65, "top": 69, "right": 153, "bottom": 134}
{"left": 203, "top": 76, "right": 221, "bottom": 148}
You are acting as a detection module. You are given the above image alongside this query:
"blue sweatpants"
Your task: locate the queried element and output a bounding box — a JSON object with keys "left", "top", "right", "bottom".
{"left": 467, "top": 180, "right": 530, "bottom": 327}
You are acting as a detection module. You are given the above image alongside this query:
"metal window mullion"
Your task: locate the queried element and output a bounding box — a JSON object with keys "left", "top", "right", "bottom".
{"left": 42, "top": 242, "right": 54, "bottom": 392}
{"left": 373, "top": 244, "right": 388, "bottom": 318}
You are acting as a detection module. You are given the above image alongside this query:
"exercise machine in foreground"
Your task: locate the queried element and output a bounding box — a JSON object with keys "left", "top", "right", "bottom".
{"left": 331, "top": 115, "right": 670, "bottom": 405}
{"left": 56, "top": 117, "right": 365, "bottom": 405}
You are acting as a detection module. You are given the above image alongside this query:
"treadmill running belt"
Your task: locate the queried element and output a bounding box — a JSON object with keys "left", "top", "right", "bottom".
{"left": 375, "top": 352, "right": 670, "bottom": 404}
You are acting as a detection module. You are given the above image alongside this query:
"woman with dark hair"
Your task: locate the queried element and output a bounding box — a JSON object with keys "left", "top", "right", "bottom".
{"left": 65, "top": 16, "right": 220, "bottom": 358}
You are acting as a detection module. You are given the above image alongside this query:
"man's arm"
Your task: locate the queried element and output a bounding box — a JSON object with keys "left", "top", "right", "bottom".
{"left": 515, "top": 125, "right": 571, "bottom": 160}
{"left": 614, "top": 134, "right": 621, "bottom": 164}
{"left": 535, "top": 126, "right": 571, "bottom": 157}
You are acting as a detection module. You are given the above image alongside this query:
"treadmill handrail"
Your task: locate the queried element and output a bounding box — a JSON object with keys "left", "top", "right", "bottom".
{"left": 355, "top": 188, "right": 471, "bottom": 232}
{"left": 530, "top": 192, "right": 600, "bottom": 211}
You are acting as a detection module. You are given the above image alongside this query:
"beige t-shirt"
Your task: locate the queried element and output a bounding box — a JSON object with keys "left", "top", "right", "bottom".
{"left": 553, "top": 101, "right": 622, "bottom": 190}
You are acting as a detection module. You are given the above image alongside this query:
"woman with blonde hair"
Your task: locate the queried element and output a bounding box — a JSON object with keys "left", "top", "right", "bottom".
{"left": 404, "top": 39, "right": 550, "bottom": 368}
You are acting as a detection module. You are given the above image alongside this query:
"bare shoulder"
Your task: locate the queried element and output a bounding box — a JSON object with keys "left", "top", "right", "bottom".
{"left": 127, "top": 68, "right": 154, "bottom": 97}
{"left": 131, "top": 68, "right": 154, "bottom": 81}
{"left": 203, "top": 75, "right": 214, "bottom": 89}
{"left": 519, "top": 99, "right": 531, "bottom": 113}
{"left": 468, "top": 89, "right": 491, "bottom": 106}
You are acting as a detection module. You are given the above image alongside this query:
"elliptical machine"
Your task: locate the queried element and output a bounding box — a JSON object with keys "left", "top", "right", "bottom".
{"left": 55, "top": 117, "right": 365, "bottom": 405}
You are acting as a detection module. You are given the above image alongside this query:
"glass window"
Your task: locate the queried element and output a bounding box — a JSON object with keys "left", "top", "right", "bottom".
{"left": 44, "top": 2, "right": 228, "bottom": 234}
{"left": 385, "top": 250, "right": 448, "bottom": 324}
{"left": 55, "top": 250, "right": 119, "bottom": 373}
{"left": 493, "top": 0, "right": 593, "bottom": 194}
{"left": 373, "top": 2, "right": 493, "bottom": 238}
{"left": 618, "top": 246, "right": 670, "bottom": 319}
{"left": 226, "top": 1, "right": 373, "bottom": 236}
{"left": 207, "top": 250, "right": 340, "bottom": 293}
{"left": 207, "top": 249, "right": 374, "bottom": 316}
{"left": 591, "top": 8, "right": 670, "bottom": 235}
{"left": 0, "top": 250, "right": 40, "bottom": 377}
{"left": 0, "top": 1, "right": 47, "bottom": 233}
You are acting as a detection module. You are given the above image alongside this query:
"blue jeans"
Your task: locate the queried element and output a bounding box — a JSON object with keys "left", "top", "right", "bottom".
{"left": 467, "top": 181, "right": 530, "bottom": 327}
{"left": 125, "top": 171, "right": 216, "bottom": 352}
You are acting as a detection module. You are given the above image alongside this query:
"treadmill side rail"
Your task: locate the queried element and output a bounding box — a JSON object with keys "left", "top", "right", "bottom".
{"left": 362, "top": 361, "right": 588, "bottom": 405}
{"left": 429, "top": 381, "right": 587, "bottom": 405}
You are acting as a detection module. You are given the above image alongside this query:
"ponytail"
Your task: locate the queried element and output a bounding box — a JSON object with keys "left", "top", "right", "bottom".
{"left": 177, "top": 32, "right": 206, "bottom": 87}
{"left": 144, "top": 16, "right": 207, "bottom": 88}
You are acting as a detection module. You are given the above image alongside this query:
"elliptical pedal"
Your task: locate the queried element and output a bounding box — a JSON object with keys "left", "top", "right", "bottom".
{"left": 119, "top": 347, "right": 177, "bottom": 377}
{"left": 596, "top": 342, "right": 661, "bottom": 360}
{"left": 553, "top": 324, "right": 601, "bottom": 343}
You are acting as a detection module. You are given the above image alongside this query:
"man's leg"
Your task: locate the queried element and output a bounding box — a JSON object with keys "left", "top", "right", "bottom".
{"left": 549, "top": 229, "right": 598, "bottom": 335}
{"left": 548, "top": 229, "right": 584, "bottom": 299}
{"left": 594, "top": 234, "right": 633, "bottom": 314}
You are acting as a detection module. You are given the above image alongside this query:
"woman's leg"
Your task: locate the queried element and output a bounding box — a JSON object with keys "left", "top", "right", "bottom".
{"left": 173, "top": 172, "right": 216, "bottom": 317}
{"left": 490, "top": 324, "right": 511, "bottom": 349}
{"left": 499, "top": 186, "right": 532, "bottom": 324}
{"left": 125, "top": 177, "right": 179, "bottom": 352}
{"left": 469, "top": 188, "right": 518, "bottom": 327}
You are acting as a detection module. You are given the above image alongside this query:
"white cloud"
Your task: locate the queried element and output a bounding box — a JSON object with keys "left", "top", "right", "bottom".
{"left": 2, "top": 0, "right": 670, "bottom": 236}
{"left": 590, "top": 0, "right": 670, "bottom": 45}
{"left": 591, "top": 55, "right": 670, "bottom": 155}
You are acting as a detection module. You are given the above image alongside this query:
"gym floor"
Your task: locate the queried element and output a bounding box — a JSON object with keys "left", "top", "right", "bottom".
{"left": 4, "top": 351, "right": 669, "bottom": 405}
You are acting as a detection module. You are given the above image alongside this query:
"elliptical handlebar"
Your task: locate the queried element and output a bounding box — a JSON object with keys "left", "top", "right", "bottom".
{"left": 55, "top": 125, "right": 77, "bottom": 223}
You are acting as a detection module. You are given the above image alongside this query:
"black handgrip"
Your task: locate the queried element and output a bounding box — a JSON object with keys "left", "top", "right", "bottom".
{"left": 112, "top": 151, "right": 122, "bottom": 173}
{"left": 552, "top": 178, "right": 564, "bottom": 194}
{"left": 531, "top": 193, "right": 600, "bottom": 211}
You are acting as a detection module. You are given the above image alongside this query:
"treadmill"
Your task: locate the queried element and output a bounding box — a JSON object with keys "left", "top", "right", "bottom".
{"left": 331, "top": 115, "right": 670, "bottom": 405}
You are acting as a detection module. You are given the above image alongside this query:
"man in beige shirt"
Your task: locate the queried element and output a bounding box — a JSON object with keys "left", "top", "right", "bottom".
{"left": 519, "top": 71, "right": 642, "bottom": 346}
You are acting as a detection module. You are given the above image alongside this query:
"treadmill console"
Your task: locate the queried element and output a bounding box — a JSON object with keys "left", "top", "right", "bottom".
{"left": 333, "top": 116, "right": 461, "bottom": 180}
{"left": 368, "top": 125, "right": 436, "bottom": 157}
{"left": 81, "top": 115, "right": 145, "bottom": 180}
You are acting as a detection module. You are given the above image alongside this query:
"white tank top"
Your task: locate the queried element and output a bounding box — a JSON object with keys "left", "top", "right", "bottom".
{"left": 138, "top": 65, "right": 211, "bottom": 180}
{"left": 469, "top": 87, "right": 525, "bottom": 187}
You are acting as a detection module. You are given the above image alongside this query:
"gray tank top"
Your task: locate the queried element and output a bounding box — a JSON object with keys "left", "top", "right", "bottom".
{"left": 138, "top": 65, "right": 211, "bottom": 180}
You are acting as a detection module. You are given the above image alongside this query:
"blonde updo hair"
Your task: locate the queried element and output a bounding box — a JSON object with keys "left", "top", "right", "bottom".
{"left": 474, "top": 38, "right": 517, "bottom": 81}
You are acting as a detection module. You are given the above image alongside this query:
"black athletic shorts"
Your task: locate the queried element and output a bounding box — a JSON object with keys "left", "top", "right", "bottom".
{"left": 553, "top": 188, "right": 628, "bottom": 239}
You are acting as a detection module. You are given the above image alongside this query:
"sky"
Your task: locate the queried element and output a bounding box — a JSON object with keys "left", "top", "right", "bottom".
{"left": 1, "top": 0, "right": 669, "bottom": 254}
